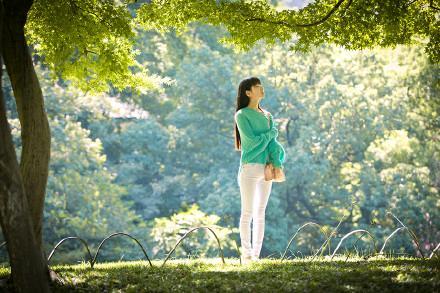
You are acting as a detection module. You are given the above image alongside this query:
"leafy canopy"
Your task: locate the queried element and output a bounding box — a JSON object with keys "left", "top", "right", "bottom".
{"left": 137, "top": 0, "right": 440, "bottom": 62}
{"left": 24, "top": 0, "right": 440, "bottom": 96}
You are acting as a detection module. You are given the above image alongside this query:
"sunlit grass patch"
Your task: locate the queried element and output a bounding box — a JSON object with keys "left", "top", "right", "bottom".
{"left": 1, "top": 256, "right": 439, "bottom": 292}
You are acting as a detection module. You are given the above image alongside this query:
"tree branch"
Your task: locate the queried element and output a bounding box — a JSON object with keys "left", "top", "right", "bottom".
{"left": 297, "top": 0, "right": 347, "bottom": 27}
{"left": 341, "top": 0, "right": 353, "bottom": 17}
{"left": 243, "top": 17, "right": 295, "bottom": 29}
{"left": 244, "top": 0, "right": 347, "bottom": 28}
{"left": 84, "top": 48, "right": 99, "bottom": 55}
{"left": 429, "top": 0, "right": 440, "bottom": 10}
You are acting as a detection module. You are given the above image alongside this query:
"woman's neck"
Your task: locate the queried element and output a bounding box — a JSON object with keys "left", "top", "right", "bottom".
{"left": 247, "top": 100, "right": 259, "bottom": 109}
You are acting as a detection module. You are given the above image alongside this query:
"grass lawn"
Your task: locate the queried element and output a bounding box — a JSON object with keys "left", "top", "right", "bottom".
{"left": 1, "top": 256, "right": 439, "bottom": 292}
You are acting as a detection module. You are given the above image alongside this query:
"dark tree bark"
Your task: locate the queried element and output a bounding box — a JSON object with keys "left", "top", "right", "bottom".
{"left": 0, "top": 0, "right": 51, "bottom": 291}
{"left": 0, "top": 102, "right": 51, "bottom": 291}
{"left": 2, "top": 0, "right": 51, "bottom": 251}
{"left": 0, "top": 27, "right": 50, "bottom": 293}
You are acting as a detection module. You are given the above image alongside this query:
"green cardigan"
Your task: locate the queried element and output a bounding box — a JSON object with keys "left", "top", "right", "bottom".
{"left": 235, "top": 107, "right": 285, "bottom": 168}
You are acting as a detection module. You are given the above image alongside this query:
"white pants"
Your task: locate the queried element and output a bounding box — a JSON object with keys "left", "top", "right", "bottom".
{"left": 237, "top": 163, "right": 273, "bottom": 258}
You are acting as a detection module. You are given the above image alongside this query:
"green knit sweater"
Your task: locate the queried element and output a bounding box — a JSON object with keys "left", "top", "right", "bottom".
{"left": 235, "top": 107, "right": 285, "bottom": 168}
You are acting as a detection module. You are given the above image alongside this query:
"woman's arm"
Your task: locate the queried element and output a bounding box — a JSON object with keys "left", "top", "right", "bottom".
{"left": 235, "top": 111, "right": 278, "bottom": 158}
{"left": 268, "top": 138, "right": 285, "bottom": 168}
{"left": 267, "top": 114, "right": 285, "bottom": 168}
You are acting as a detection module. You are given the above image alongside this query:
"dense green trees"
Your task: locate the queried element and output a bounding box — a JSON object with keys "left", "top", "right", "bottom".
{"left": 0, "top": 0, "right": 438, "bottom": 291}
{"left": 4, "top": 24, "right": 437, "bottom": 262}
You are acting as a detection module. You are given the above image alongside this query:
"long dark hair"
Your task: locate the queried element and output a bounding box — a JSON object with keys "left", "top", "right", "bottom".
{"left": 234, "top": 77, "right": 263, "bottom": 150}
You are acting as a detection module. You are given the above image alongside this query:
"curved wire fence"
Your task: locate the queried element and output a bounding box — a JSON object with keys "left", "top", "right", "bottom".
{"left": 0, "top": 211, "right": 438, "bottom": 268}
{"left": 330, "top": 229, "right": 377, "bottom": 260}
{"left": 91, "top": 232, "right": 153, "bottom": 268}
{"left": 47, "top": 236, "right": 93, "bottom": 264}
{"left": 161, "top": 226, "right": 226, "bottom": 267}
{"left": 280, "top": 222, "right": 328, "bottom": 261}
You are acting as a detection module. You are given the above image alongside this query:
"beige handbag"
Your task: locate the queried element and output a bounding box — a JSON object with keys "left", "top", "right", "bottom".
{"left": 273, "top": 166, "right": 286, "bottom": 182}
{"left": 264, "top": 163, "right": 274, "bottom": 181}
{"left": 264, "top": 163, "right": 286, "bottom": 182}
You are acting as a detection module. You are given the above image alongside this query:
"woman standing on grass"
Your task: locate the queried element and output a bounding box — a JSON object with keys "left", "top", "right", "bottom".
{"left": 234, "top": 77, "right": 286, "bottom": 265}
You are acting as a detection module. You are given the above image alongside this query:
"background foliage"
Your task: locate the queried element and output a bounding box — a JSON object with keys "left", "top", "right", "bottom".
{"left": 1, "top": 1, "right": 439, "bottom": 263}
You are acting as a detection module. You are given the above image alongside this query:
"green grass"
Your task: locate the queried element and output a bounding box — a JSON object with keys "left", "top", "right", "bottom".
{"left": 1, "top": 256, "right": 439, "bottom": 292}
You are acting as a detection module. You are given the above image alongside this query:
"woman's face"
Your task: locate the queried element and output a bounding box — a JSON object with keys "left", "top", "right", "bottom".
{"left": 246, "top": 83, "right": 265, "bottom": 101}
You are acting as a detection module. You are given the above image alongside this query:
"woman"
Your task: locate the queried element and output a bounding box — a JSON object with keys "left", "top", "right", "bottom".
{"left": 234, "top": 77, "right": 286, "bottom": 265}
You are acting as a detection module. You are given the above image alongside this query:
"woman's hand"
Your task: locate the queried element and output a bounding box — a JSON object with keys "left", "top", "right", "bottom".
{"left": 269, "top": 127, "right": 278, "bottom": 139}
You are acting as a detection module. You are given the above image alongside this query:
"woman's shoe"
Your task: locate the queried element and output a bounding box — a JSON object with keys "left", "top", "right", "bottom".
{"left": 241, "top": 255, "right": 252, "bottom": 265}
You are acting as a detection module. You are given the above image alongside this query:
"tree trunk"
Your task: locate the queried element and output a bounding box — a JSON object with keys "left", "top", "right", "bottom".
{"left": 2, "top": 0, "right": 51, "bottom": 251}
{"left": 0, "top": 1, "right": 51, "bottom": 291}
{"left": 0, "top": 15, "right": 50, "bottom": 293}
